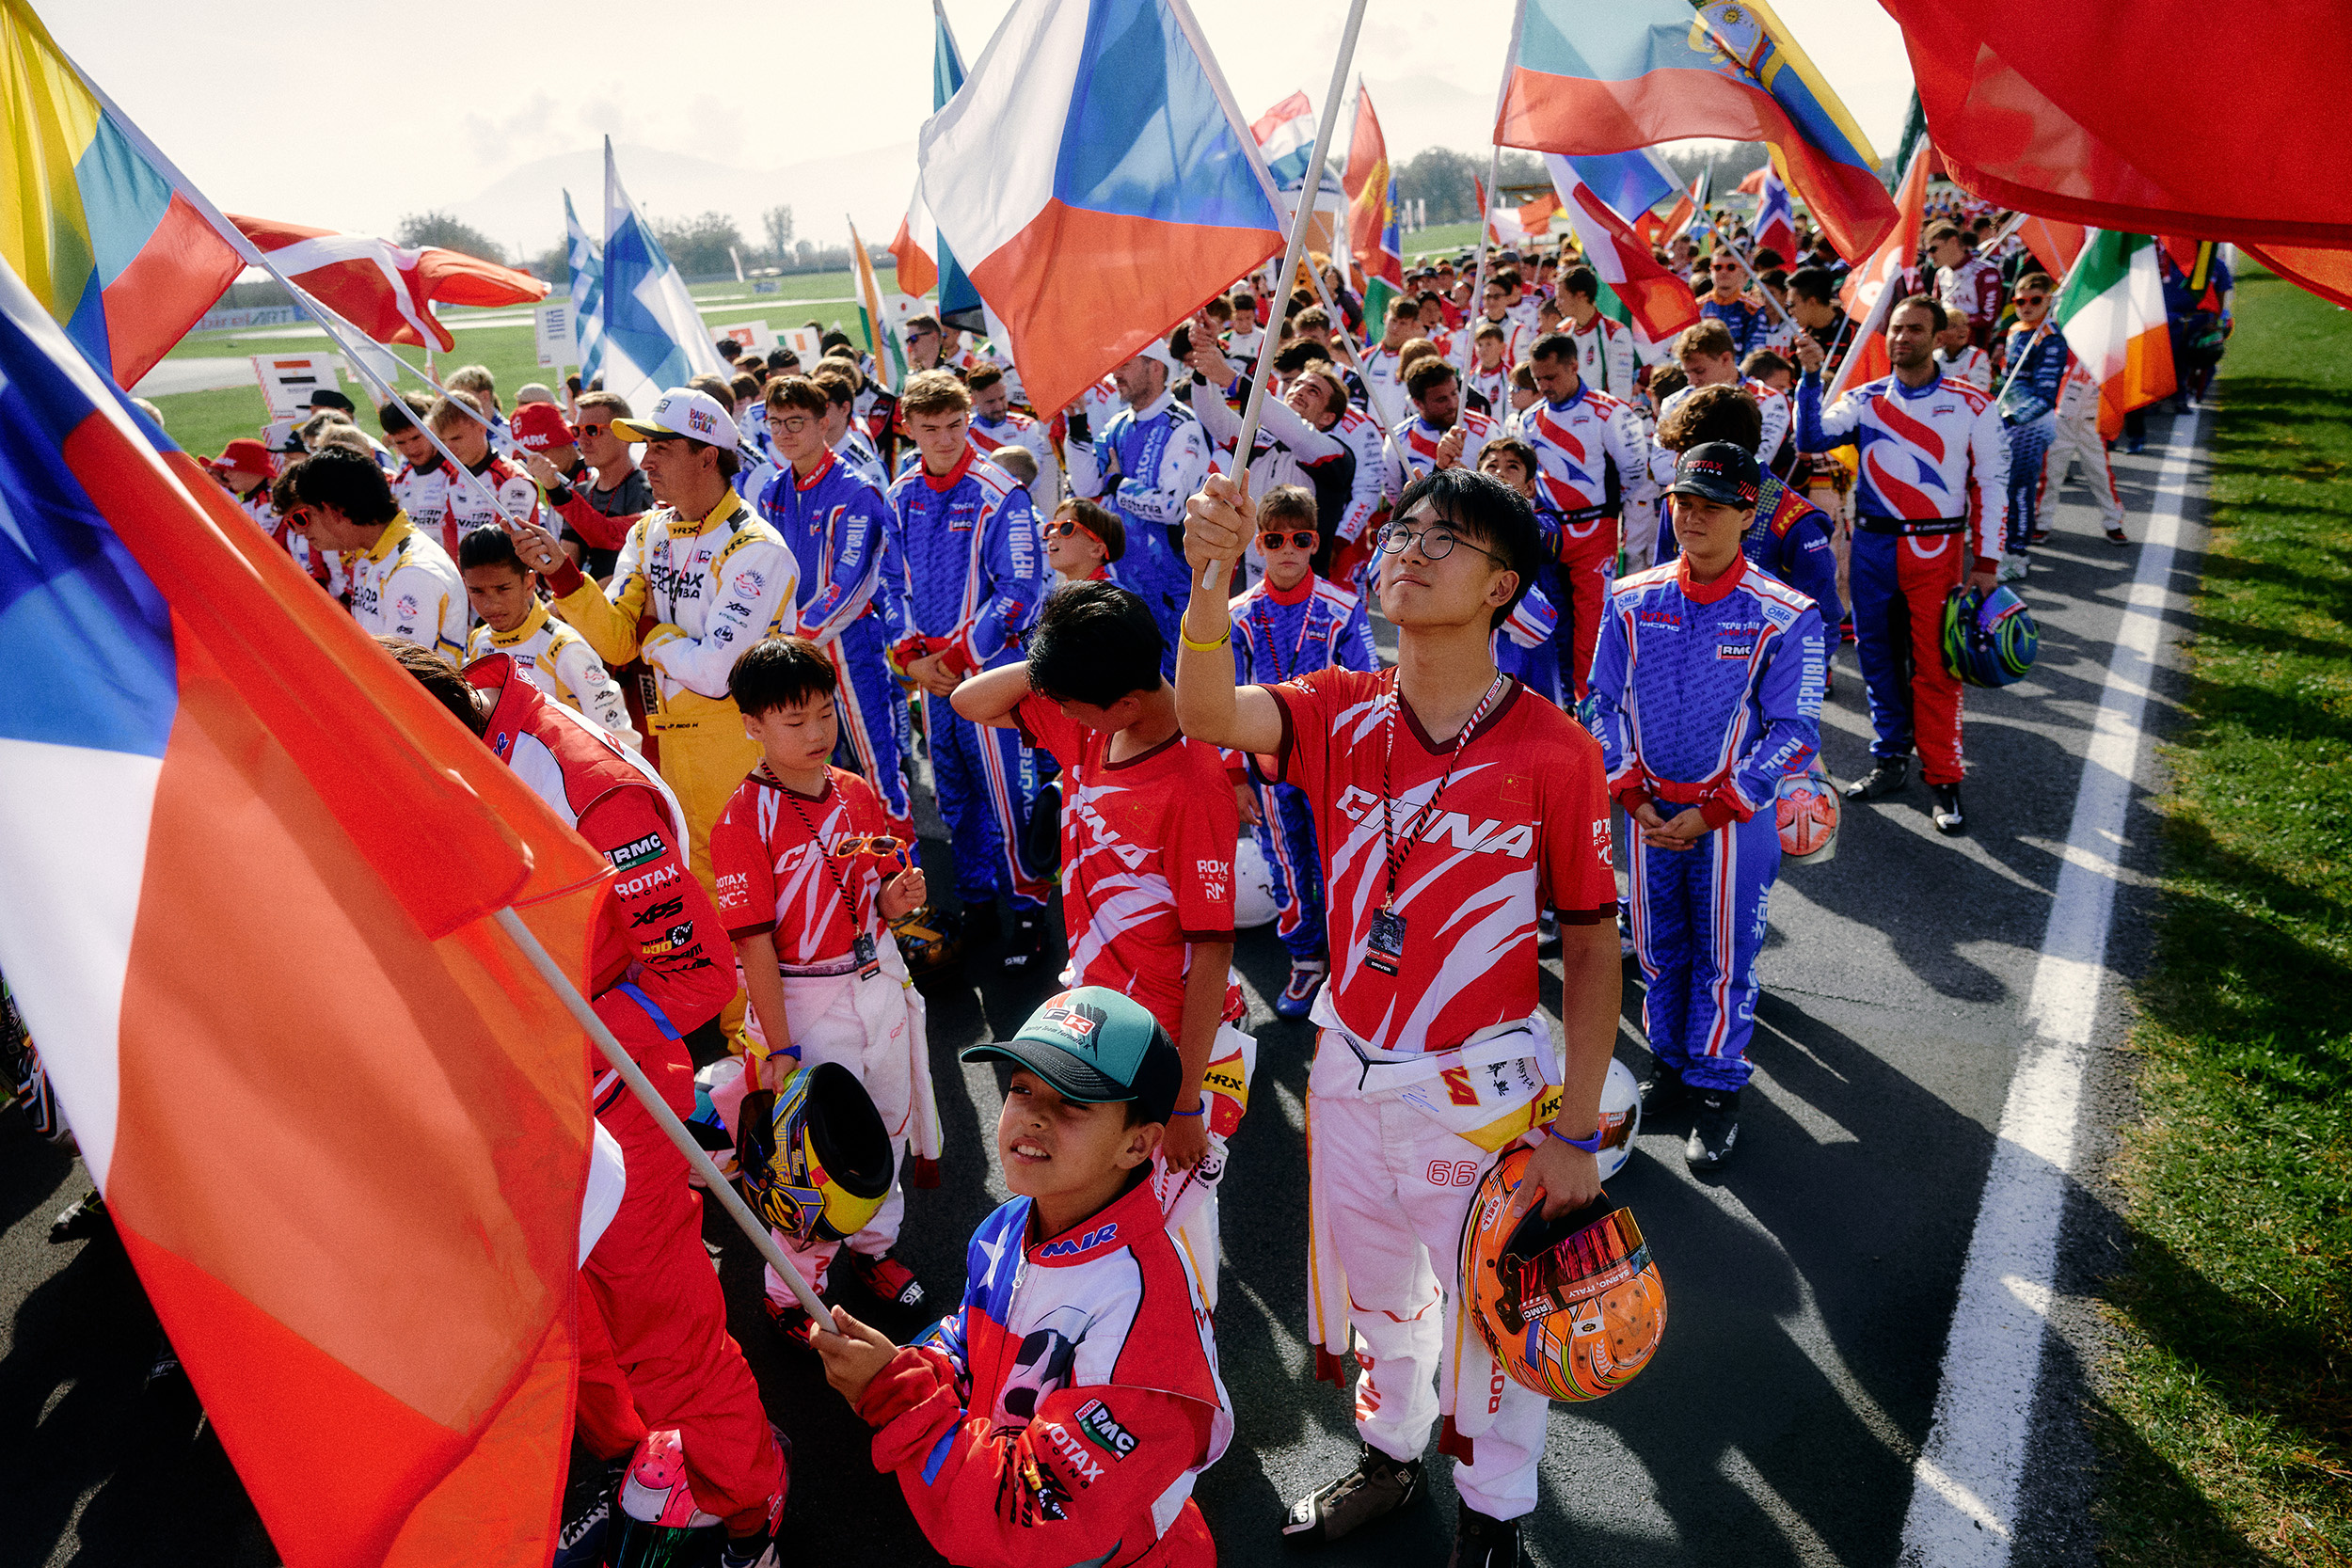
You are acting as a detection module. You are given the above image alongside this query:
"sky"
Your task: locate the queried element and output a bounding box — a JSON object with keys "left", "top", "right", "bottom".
{"left": 46, "top": 1, "right": 1915, "bottom": 254}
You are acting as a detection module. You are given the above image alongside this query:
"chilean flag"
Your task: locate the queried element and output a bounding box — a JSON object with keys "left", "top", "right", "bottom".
{"left": 1495, "top": 0, "right": 1897, "bottom": 261}
{"left": 1754, "top": 163, "right": 1797, "bottom": 260}
{"left": 920, "top": 0, "right": 1282, "bottom": 417}
{"left": 228, "top": 216, "right": 548, "bottom": 354}
{"left": 0, "top": 250, "right": 614, "bottom": 1568}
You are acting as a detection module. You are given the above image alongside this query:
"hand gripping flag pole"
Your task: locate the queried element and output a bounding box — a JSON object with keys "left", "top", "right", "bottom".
{"left": 1200, "top": 0, "right": 1370, "bottom": 594}
{"left": 494, "top": 908, "right": 831, "bottom": 1320}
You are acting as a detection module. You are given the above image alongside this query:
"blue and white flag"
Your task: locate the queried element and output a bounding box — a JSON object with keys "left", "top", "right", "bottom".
{"left": 598, "top": 137, "right": 726, "bottom": 414}
{"left": 564, "top": 188, "right": 605, "bottom": 385}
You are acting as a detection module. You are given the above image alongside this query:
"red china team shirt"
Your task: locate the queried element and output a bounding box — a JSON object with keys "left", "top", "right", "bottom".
{"left": 710, "top": 764, "right": 898, "bottom": 964}
{"left": 1266, "top": 669, "right": 1617, "bottom": 1054}
{"left": 1014, "top": 695, "right": 1239, "bottom": 1037}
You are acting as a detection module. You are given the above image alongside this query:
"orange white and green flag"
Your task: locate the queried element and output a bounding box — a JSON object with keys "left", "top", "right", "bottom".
{"left": 849, "top": 216, "right": 906, "bottom": 392}
{"left": 2056, "top": 229, "right": 2177, "bottom": 439}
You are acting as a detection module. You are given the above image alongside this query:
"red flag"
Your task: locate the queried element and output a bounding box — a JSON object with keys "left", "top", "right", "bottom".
{"left": 2240, "top": 245, "right": 2352, "bottom": 311}
{"left": 0, "top": 260, "right": 604, "bottom": 1568}
{"left": 1518, "top": 190, "right": 1563, "bottom": 238}
{"left": 2016, "top": 214, "right": 2086, "bottom": 279}
{"left": 1342, "top": 87, "right": 1402, "bottom": 297}
{"left": 1883, "top": 0, "right": 2352, "bottom": 245}
{"left": 1827, "top": 141, "right": 1931, "bottom": 396}
{"left": 228, "top": 216, "right": 548, "bottom": 353}
{"left": 1736, "top": 166, "right": 1769, "bottom": 197}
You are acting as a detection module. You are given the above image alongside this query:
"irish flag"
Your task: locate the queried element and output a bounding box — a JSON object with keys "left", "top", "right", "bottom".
{"left": 2056, "top": 230, "right": 2178, "bottom": 439}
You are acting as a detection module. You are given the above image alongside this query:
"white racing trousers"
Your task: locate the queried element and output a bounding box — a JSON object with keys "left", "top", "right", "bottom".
{"left": 735, "top": 942, "right": 938, "bottom": 1307}
{"left": 1305, "top": 1014, "right": 1564, "bottom": 1522}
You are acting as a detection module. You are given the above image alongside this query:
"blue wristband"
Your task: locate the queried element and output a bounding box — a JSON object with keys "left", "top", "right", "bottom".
{"left": 1172, "top": 1101, "right": 1207, "bottom": 1118}
{"left": 1547, "top": 1122, "right": 1605, "bottom": 1153}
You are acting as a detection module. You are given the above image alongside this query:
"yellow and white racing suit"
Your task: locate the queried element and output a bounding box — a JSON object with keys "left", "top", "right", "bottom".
{"left": 467, "top": 599, "right": 637, "bottom": 744}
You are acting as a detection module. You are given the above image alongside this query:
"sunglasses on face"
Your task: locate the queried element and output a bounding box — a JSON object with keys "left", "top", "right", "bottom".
{"left": 1045, "top": 517, "right": 1099, "bottom": 540}
{"left": 576, "top": 420, "right": 612, "bottom": 436}
{"left": 1260, "top": 530, "right": 1318, "bottom": 551}
{"left": 2016, "top": 294, "right": 2046, "bottom": 306}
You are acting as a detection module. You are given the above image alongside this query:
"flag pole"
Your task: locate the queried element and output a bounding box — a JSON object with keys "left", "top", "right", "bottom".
{"left": 492, "top": 908, "right": 829, "bottom": 1321}
{"left": 1463, "top": 145, "right": 1502, "bottom": 380}
{"left": 1305, "top": 262, "right": 1403, "bottom": 432}
{"left": 1200, "top": 0, "right": 1370, "bottom": 592}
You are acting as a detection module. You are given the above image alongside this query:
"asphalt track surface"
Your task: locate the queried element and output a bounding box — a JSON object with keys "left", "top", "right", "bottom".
{"left": 0, "top": 407, "right": 2209, "bottom": 1567}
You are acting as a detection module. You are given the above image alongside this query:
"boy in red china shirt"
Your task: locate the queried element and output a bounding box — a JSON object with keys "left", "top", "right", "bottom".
{"left": 711, "top": 637, "right": 938, "bottom": 1340}
{"left": 951, "top": 582, "right": 1255, "bottom": 1310}
{"left": 1174, "top": 467, "right": 1624, "bottom": 1568}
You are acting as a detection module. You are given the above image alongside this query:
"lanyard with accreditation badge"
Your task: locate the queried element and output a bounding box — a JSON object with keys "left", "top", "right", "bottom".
{"left": 780, "top": 784, "right": 883, "bottom": 978}
{"left": 1366, "top": 671, "right": 1511, "bottom": 976}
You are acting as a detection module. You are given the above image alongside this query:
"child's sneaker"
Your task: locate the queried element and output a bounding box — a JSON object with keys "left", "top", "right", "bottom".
{"left": 842, "top": 1249, "right": 928, "bottom": 1310}
{"left": 1274, "top": 958, "right": 1327, "bottom": 1020}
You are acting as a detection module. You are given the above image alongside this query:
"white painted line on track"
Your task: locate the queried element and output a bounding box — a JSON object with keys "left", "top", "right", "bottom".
{"left": 1896, "top": 410, "right": 2203, "bottom": 1565}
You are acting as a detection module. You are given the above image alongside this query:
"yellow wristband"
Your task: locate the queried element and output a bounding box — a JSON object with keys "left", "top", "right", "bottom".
{"left": 1179, "top": 626, "right": 1230, "bottom": 652}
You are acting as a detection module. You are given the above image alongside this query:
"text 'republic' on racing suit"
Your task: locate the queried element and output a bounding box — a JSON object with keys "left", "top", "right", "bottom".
{"left": 755, "top": 448, "right": 914, "bottom": 836}
{"left": 544, "top": 490, "right": 800, "bottom": 896}
{"left": 885, "top": 448, "right": 1053, "bottom": 914}
{"left": 1588, "top": 553, "right": 1824, "bottom": 1093}
{"left": 1509, "top": 385, "right": 1660, "bottom": 700}
{"left": 855, "top": 1179, "right": 1232, "bottom": 1568}
{"left": 1797, "top": 366, "right": 2007, "bottom": 785}
{"left": 1065, "top": 389, "right": 1212, "bottom": 657}
{"left": 463, "top": 656, "right": 783, "bottom": 1534}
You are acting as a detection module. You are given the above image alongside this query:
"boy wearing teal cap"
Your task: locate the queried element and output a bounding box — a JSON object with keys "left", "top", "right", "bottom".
{"left": 814, "top": 988, "right": 1232, "bottom": 1568}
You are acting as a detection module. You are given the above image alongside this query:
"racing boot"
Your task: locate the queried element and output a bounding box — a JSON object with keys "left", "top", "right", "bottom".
{"left": 1002, "top": 908, "right": 1051, "bottom": 975}
{"left": 842, "top": 1249, "right": 928, "bottom": 1311}
{"left": 763, "top": 1296, "right": 818, "bottom": 1350}
{"left": 1843, "top": 757, "right": 1910, "bottom": 801}
{"left": 1280, "top": 1446, "right": 1424, "bottom": 1544}
{"left": 1931, "top": 784, "right": 1966, "bottom": 836}
{"left": 1636, "top": 1058, "right": 1691, "bottom": 1120}
{"left": 1686, "top": 1089, "right": 1741, "bottom": 1170}
{"left": 1448, "top": 1502, "right": 1523, "bottom": 1568}
{"left": 1274, "top": 958, "right": 1327, "bottom": 1020}
{"left": 48, "top": 1189, "right": 109, "bottom": 1243}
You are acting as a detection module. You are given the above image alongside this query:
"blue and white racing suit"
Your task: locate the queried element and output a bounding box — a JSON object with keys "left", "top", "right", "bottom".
{"left": 886, "top": 450, "right": 1053, "bottom": 913}
{"left": 1589, "top": 554, "right": 1824, "bottom": 1092}
{"left": 1066, "top": 390, "right": 1212, "bottom": 664}
{"left": 755, "top": 449, "right": 913, "bottom": 835}
{"left": 1230, "top": 575, "right": 1378, "bottom": 960}
{"left": 1997, "top": 321, "right": 2071, "bottom": 553}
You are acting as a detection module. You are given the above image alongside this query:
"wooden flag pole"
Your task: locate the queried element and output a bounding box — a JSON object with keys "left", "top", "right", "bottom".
{"left": 1200, "top": 0, "right": 1371, "bottom": 592}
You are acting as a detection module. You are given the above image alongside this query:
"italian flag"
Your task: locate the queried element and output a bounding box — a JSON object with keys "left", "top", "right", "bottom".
{"left": 2057, "top": 230, "right": 2178, "bottom": 439}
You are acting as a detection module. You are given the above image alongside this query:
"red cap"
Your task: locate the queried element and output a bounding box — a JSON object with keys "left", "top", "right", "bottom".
{"left": 512, "top": 403, "right": 575, "bottom": 453}
{"left": 215, "top": 438, "right": 273, "bottom": 476}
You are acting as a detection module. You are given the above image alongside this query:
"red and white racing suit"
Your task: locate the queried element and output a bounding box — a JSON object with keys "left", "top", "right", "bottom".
{"left": 1512, "top": 384, "right": 1660, "bottom": 698}
{"left": 437, "top": 452, "right": 543, "bottom": 559}
{"left": 465, "top": 656, "right": 784, "bottom": 1535}
{"left": 857, "top": 1178, "right": 1232, "bottom": 1568}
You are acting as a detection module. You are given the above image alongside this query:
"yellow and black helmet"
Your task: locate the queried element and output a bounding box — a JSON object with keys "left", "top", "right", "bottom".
{"left": 737, "top": 1061, "right": 895, "bottom": 1243}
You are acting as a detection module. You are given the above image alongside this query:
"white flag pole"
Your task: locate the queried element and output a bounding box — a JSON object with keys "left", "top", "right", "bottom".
{"left": 492, "top": 909, "right": 828, "bottom": 1320}
{"left": 1199, "top": 0, "right": 1371, "bottom": 592}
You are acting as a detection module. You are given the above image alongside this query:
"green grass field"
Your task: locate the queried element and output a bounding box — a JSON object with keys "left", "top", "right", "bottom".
{"left": 2095, "top": 265, "right": 2352, "bottom": 1563}
{"left": 149, "top": 271, "right": 879, "bottom": 460}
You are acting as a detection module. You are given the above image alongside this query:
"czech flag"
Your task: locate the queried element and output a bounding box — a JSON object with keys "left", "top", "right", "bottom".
{"left": 0, "top": 248, "right": 616, "bottom": 1568}
{"left": 1343, "top": 84, "right": 1405, "bottom": 325}
{"left": 917, "top": 0, "right": 1282, "bottom": 418}
{"left": 1754, "top": 162, "right": 1797, "bottom": 261}
{"left": 1545, "top": 154, "right": 1701, "bottom": 348}
{"left": 227, "top": 215, "right": 548, "bottom": 355}
{"left": 0, "top": 0, "right": 243, "bottom": 388}
{"left": 1495, "top": 0, "right": 1897, "bottom": 261}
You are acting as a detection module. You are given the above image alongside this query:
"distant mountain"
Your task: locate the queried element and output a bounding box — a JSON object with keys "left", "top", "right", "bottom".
{"left": 445, "top": 141, "right": 916, "bottom": 264}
